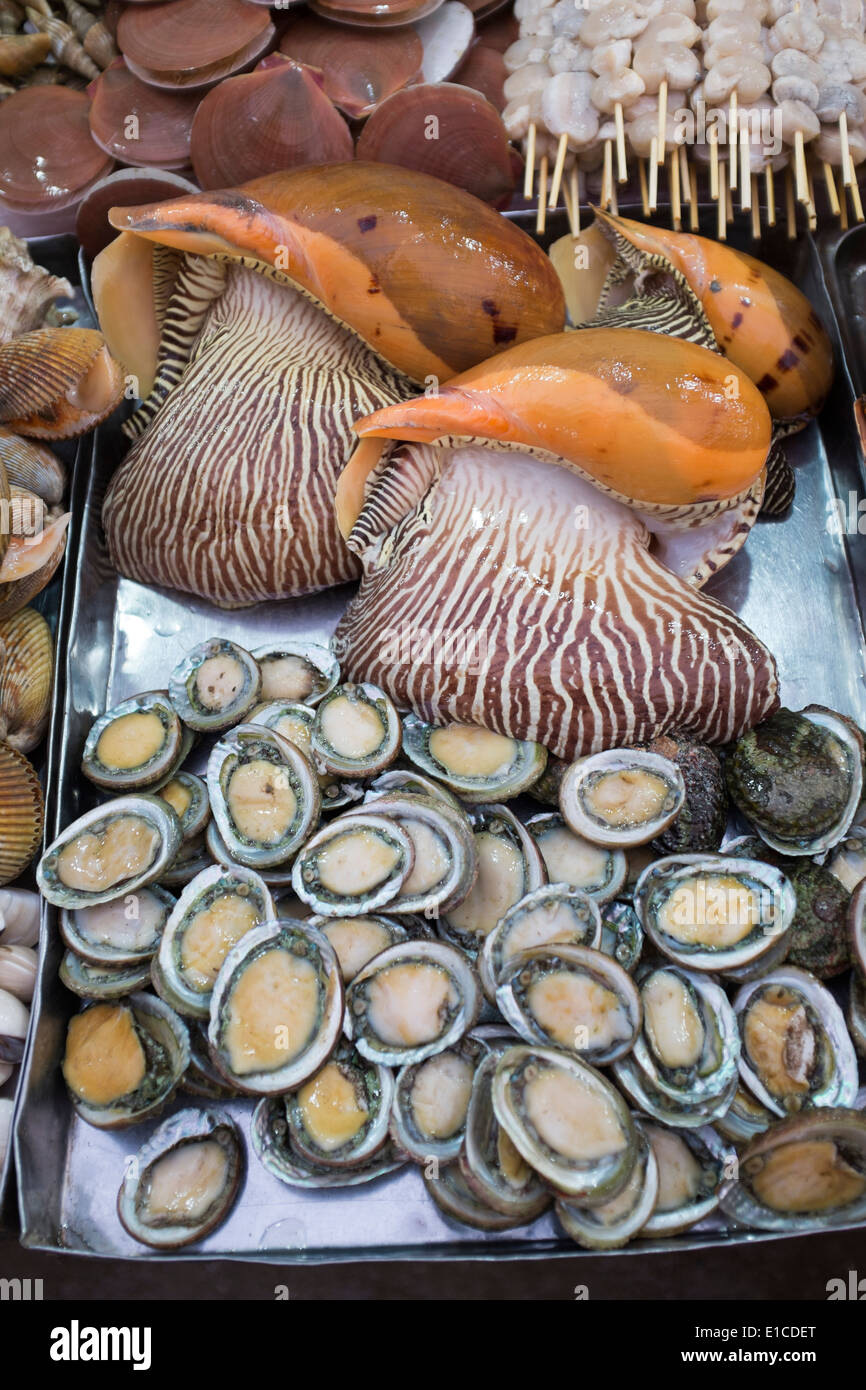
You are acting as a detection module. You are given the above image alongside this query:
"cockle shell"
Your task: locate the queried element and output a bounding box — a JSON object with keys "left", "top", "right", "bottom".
{"left": 0, "top": 741, "right": 43, "bottom": 886}
{"left": 0, "top": 327, "right": 124, "bottom": 439}
{"left": 0, "top": 429, "right": 65, "bottom": 504}
{"left": 0, "top": 607, "right": 54, "bottom": 752}
{"left": 0, "top": 229, "right": 73, "bottom": 344}
{"left": 104, "top": 163, "right": 565, "bottom": 382}
{"left": 592, "top": 212, "right": 834, "bottom": 428}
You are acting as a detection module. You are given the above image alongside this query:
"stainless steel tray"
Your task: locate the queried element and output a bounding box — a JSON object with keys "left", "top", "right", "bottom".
{"left": 12, "top": 225, "right": 866, "bottom": 1261}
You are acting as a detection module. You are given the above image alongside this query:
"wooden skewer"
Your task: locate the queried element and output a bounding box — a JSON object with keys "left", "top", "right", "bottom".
{"left": 785, "top": 166, "right": 797, "bottom": 240}
{"left": 765, "top": 164, "right": 776, "bottom": 227}
{"left": 680, "top": 145, "right": 697, "bottom": 230}
{"left": 807, "top": 166, "right": 818, "bottom": 230}
{"left": 751, "top": 177, "right": 761, "bottom": 239}
{"left": 610, "top": 172, "right": 619, "bottom": 216}
{"left": 614, "top": 102, "right": 628, "bottom": 183}
{"left": 670, "top": 147, "right": 682, "bottom": 229}
{"left": 794, "top": 130, "right": 809, "bottom": 205}
{"left": 523, "top": 122, "right": 537, "bottom": 200}
{"left": 709, "top": 125, "right": 720, "bottom": 201}
{"left": 639, "top": 157, "right": 650, "bottom": 216}
{"left": 657, "top": 80, "right": 668, "bottom": 165}
{"left": 851, "top": 174, "right": 865, "bottom": 223}
{"left": 718, "top": 162, "right": 727, "bottom": 240}
{"left": 689, "top": 160, "right": 700, "bottom": 230}
{"left": 840, "top": 181, "right": 850, "bottom": 229}
{"left": 561, "top": 177, "right": 575, "bottom": 235}
{"left": 571, "top": 166, "right": 581, "bottom": 236}
{"left": 536, "top": 153, "right": 549, "bottom": 234}
{"left": 740, "top": 126, "right": 752, "bottom": 212}
{"left": 649, "top": 137, "right": 659, "bottom": 209}
{"left": 601, "top": 138, "right": 614, "bottom": 211}
{"left": 840, "top": 111, "right": 854, "bottom": 186}
{"left": 823, "top": 161, "right": 841, "bottom": 217}
{"left": 729, "top": 92, "right": 738, "bottom": 190}
{"left": 549, "top": 132, "right": 568, "bottom": 209}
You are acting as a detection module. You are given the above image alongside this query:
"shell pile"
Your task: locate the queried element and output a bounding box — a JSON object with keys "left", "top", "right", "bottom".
{"left": 0, "top": 886, "right": 38, "bottom": 1166}
{"left": 36, "top": 637, "right": 866, "bottom": 1249}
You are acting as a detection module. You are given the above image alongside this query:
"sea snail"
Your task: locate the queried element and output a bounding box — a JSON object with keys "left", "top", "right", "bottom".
{"left": 94, "top": 164, "right": 565, "bottom": 609}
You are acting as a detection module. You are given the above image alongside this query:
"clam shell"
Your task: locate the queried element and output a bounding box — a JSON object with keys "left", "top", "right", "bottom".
{"left": 0, "top": 606, "right": 54, "bottom": 752}
{"left": 0, "top": 428, "right": 65, "bottom": 504}
{"left": 0, "top": 742, "right": 43, "bottom": 885}
{"left": 0, "top": 327, "right": 124, "bottom": 439}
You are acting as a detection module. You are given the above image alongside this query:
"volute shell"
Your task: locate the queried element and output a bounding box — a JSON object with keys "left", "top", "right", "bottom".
{"left": 106, "top": 162, "right": 566, "bottom": 384}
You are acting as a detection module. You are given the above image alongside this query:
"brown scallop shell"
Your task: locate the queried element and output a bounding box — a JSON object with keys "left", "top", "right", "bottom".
{"left": 311, "top": 0, "right": 444, "bottom": 26}
{"left": 88, "top": 58, "right": 202, "bottom": 169}
{"left": 190, "top": 55, "right": 353, "bottom": 190}
{"left": 0, "top": 87, "right": 114, "bottom": 212}
{"left": 454, "top": 42, "right": 506, "bottom": 109}
{"left": 117, "top": 0, "right": 276, "bottom": 91}
{"left": 355, "top": 82, "right": 514, "bottom": 206}
{"left": 0, "top": 741, "right": 43, "bottom": 885}
{"left": 0, "top": 606, "right": 54, "bottom": 753}
{"left": 76, "top": 168, "right": 199, "bottom": 260}
{"left": 278, "top": 13, "right": 422, "bottom": 118}
{"left": 0, "top": 328, "right": 125, "bottom": 439}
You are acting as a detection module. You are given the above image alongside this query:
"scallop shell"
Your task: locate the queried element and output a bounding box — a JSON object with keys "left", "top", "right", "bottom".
{"left": 0, "top": 742, "right": 43, "bottom": 885}
{"left": 0, "top": 428, "right": 65, "bottom": 504}
{"left": 0, "top": 328, "right": 124, "bottom": 439}
{"left": 0, "top": 606, "right": 53, "bottom": 752}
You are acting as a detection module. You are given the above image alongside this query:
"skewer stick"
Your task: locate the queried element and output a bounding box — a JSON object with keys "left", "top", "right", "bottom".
{"left": 785, "top": 166, "right": 797, "bottom": 240}
{"left": 709, "top": 126, "right": 720, "bottom": 201}
{"left": 602, "top": 139, "right": 614, "bottom": 210}
{"left": 840, "top": 112, "right": 854, "bottom": 186}
{"left": 751, "top": 177, "right": 761, "bottom": 239}
{"left": 670, "top": 147, "right": 682, "bottom": 229}
{"left": 649, "top": 137, "right": 659, "bottom": 209}
{"left": 718, "top": 163, "right": 727, "bottom": 240}
{"left": 680, "top": 145, "right": 697, "bottom": 230}
{"left": 823, "top": 161, "right": 841, "bottom": 217}
{"left": 807, "top": 166, "right": 818, "bottom": 230}
{"left": 729, "top": 92, "right": 738, "bottom": 190}
{"left": 536, "top": 153, "right": 548, "bottom": 234}
{"left": 657, "top": 81, "right": 668, "bottom": 166}
{"left": 740, "top": 126, "right": 752, "bottom": 211}
{"left": 614, "top": 102, "right": 628, "bottom": 183}
{"left": 689, "top": 161, "right": 700, "bottom": 230}
{"left": 610, "top": 174, "right": 619, "bottom": 216}
{"left": 639, "top": 157, "right": 650, "bottom": 216}
{"left": 561, "top": 177, "right": 575, "bottom": 235}
{"left": 523, "top": 122, "right": 537, "bottom": 200}
{"left": 571, "top": 166, "right": 581, "bottom": 235}
{"left": 765, "top": 164, "right": 776, "bottom": 227}
{"left": 794, "top": 131, "right": 809, "bottom": 204}
{"left": 549, "top": 132, "right": 568, "bottom": 209}
{"left": 851, "top": 175, "right": 865, "bottom": 223}
{"left": 840, "top": 182, "right": 850, "bottom": 229}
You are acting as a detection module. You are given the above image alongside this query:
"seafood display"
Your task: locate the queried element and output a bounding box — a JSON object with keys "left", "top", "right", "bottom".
{"left": 32, "top": 620, "right": 866, "bottom": 1250}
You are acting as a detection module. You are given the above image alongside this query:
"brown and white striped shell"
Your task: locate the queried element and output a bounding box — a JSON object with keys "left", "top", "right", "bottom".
{"left": 0, "top": 606, "right": 53, "bottom": 752}
{"left": 0, "top": 741, "right": 43, "bottom": 885}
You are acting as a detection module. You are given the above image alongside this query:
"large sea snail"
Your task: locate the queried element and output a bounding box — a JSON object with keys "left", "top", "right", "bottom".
{"left": 333, "top": 328, "right": 780, "bottom": 761}
{"left": 586, "top": 212, "right": 834, "bottom": 429}
{"left": 93, "top": 165, "right": 565, "bottom": 610}
{"left": 96, "top": 162, "right": 566, "bottom": 390}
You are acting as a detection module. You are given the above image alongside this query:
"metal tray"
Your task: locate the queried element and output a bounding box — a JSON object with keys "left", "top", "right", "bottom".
{"left": 12, "top": 222, "right": 866, "bottom": 1261}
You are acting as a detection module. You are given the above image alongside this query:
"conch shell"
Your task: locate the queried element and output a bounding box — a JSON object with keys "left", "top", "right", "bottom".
{"left": 0, "top": 741, "right": 43, "bottom": 886}
{"left": 0, "top": 228, "right": 73, "bottom": 343}
{"left": 589, "top": 211, "right": 834, "bottom": 428}
{"left": 0, "top": 606, "right": 53, "bottom": 752}
{"left": 333, "top": 327, "right": 779, "bottom": 759}
{"left": 340, "top": 328, "right": 773, "bottom": 586}
{"left": 0, "top": 327, "right": 124, "bottom": 438}
{"left": 94, "top": 167, "right": 564, "bottom": 609}
{"left": 103, "top": 163, "right": 566, "bottom": 384}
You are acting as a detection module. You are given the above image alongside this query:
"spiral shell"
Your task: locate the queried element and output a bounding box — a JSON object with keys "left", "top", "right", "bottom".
{"left": 0, "top": 32, "right": 51, "bottom": 78}
{"left": 0, "top": 607, "right": 53, "bottom": 752}
{"left": 0, "top": 742, "right": 43, "bottom": 886}
{"left": 0, "top": 228, "right": 73, "bottom": 345}
{"left": 0, "top": 327, "right": 124, "bottom": 439}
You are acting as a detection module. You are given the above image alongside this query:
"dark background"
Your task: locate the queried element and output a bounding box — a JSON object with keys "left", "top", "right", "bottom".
{"left": 2, "top": 1223, "right": 864, "bottom": 1300}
